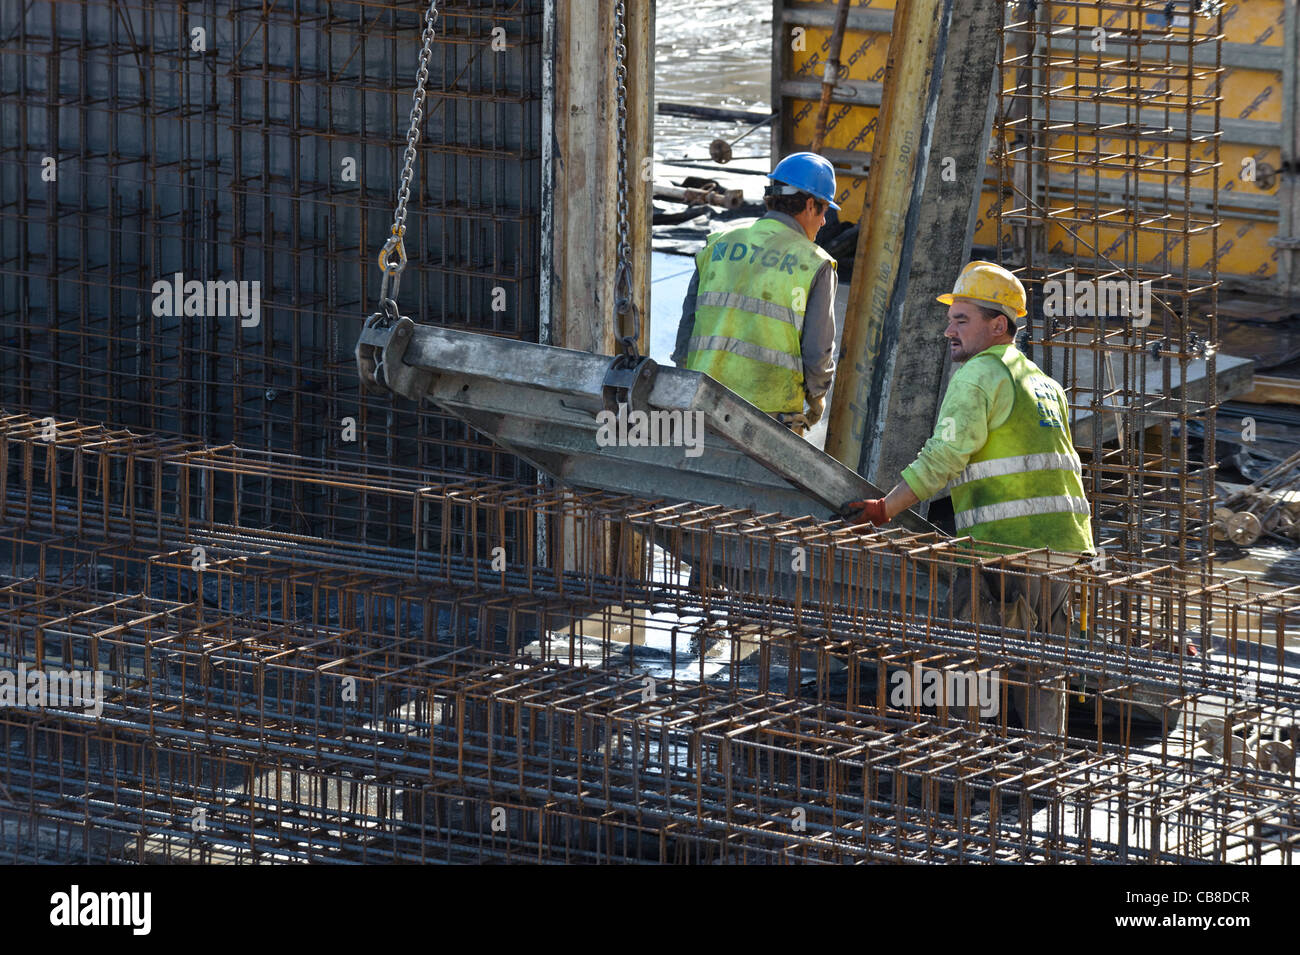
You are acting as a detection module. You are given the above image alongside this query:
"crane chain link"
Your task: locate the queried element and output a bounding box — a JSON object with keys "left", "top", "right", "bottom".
{"left": 375, "top": 0, "right": 441, "bottom": 318}
{"left": 612, "top": 0, "right": 641, "bottom": 360}
{"left": 369, "top": 0, "right": 639, "bottom": 362}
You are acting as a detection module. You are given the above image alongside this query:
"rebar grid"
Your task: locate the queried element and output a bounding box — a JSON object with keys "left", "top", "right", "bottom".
{"left": 2, "top": 412, "right": 1297, "bottom": 863}
{"left": 4, "top": 411, "right": 1297, "bottom": 703}
{"left": 0, "top": 559, "right": 1295, "bottom": 865}
{"left": 993, "top": 0, "right": 1223, "bottom": 570}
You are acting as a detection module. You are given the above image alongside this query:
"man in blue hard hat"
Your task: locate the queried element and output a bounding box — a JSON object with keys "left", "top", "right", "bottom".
{"left": 672, "top": 152, "right": 840, "bottom": 435}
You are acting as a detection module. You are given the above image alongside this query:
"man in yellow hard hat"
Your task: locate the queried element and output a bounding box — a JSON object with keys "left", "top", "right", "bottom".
{"left": 848, "top": 260, "right": 1095, "bottom": 734}
{"left": 672, "top": 152, "right": 840, "bottom": 435}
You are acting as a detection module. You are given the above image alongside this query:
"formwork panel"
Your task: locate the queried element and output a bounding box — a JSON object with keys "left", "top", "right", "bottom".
{"left": 775, "top": 1, "right": 1296, "bottom": 288}
{"left": 775, "top": 3, "right": 894, "bottom": 220}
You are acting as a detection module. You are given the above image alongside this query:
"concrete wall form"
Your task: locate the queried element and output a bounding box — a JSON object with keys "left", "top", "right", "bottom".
{"left": 773, "top": 0, "right": 1300, "bottom": 293}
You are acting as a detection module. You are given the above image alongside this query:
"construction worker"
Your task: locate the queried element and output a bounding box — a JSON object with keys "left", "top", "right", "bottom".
{"left": 672, "top": 152, "right": 839, "bottom": 434}
{"left": 848, "top": 261, "right": 1095, "bottom": 735}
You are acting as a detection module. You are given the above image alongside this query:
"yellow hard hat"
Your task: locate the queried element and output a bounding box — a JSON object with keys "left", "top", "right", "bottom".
{"left": 936, "top": 260, "right": 1027, "bottom": 319}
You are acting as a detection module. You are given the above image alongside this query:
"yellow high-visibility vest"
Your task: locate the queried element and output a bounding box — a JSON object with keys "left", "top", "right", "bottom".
{"left": 685, "top": 217, "right": 834, "bottom": 413}
{"left": 949, "top": 345, "right": 1095, "bottom": 554}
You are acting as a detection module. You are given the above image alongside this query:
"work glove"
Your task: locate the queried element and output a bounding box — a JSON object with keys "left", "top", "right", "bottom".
{"left": 777, "top": 412, "right": 811, "bottom": 435}
{"left": 847, "top": 498, "right": 889, "bottom": 526}
{"left": 804, "top": 392, "right": 825, "bottom": 426}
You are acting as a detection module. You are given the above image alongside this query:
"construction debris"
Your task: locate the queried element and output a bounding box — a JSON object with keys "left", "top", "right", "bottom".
{"left": 1218, "top": 449, "right": 1300, "bottom": 546}
{"left": 653, "top": 180, "right": 745, "bottom": 210}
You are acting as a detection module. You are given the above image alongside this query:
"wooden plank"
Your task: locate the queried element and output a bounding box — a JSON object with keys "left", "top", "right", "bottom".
{"left": 544, "top": 0, "right": 654, "bottom": 577}
{"left": 824, "top": 0, "right": 1005, "bottom": 493}
{"left": 625, "top": 0, "right": 654, "bottom": 357}
{"left": 1238, "top": 374, "right": 1300, "bottom": 405}
{"left": 823, "top": 0, "right": 946, "bottom": 475}
{"left": 548, "top": 0, "right": 652, "bottom": 354}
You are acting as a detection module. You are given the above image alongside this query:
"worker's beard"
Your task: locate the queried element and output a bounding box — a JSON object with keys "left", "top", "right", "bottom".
{"left": 948, "top": 339, "right": 977, "bottom": 363}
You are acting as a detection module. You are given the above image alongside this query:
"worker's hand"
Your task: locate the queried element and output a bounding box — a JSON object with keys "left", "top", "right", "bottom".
{"left": 804, "top": 392, "right": 825, "bottom": 426}
{"left": 847, "top": 498, "right": 890, "bottom": 526}
{"left": 777, "top": 412, "right": 811, "bottom": 435}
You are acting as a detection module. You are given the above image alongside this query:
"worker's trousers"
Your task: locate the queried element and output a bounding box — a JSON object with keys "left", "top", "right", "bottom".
{"left": 954, "top": 566, "right": 1072, "bottom": 737}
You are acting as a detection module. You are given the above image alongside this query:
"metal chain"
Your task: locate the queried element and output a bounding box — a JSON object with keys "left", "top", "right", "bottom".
{"left": 612, "top": 0, "right": 640, "bottom": 360}
{"left": 377, "top": 0, "right": 440, "bottom": 309}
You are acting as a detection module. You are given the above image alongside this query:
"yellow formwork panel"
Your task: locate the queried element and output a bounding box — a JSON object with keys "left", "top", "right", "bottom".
{"left": 1031, "top": 3, "right": 1282, "bottom": 117}
{"left": 782, "top": 1, "right": 1288, "bottom": 283}
{"left": 1039, "top": 59, "right": 1221, "bottom": 115}
{"left": 788, "top": 20, "right": 893, "bottom": 221}
{"left": 1222, "top": 0, "right": 1287, "bottom": 47}
{"left": 790, "top": 98, "right": 881, "bottom": 154}
{"left": 972, "top": 188, "right": 1011, "bottom": 250}
{"left": 1221, "top": 66, "right": 1286, "bottom": 123}
{"left": 1219, "top": 143, "right": 1284, "bottom": 201}
{"left": 998, "top": 12, "right": 1284, "bottom": 283}
{"left": 972, "top": 187, "right": 1278, "bottom": 283}
{"left": 833, "top": 170, "right": 873, "bottom": 221}
{"left": 1034, "top": 62, "right": 1280, "bottom": 125}
{"left": 787, "top": 95, "right": 878, "bottom": 218}
{"left": 1035, "top": 136, "right": 1264, "bottom": 191}
{"left": 789, "top": 27, "right": 891, "bottom": 86}
{"left": 1039, "top": 3, "right": 1200, "bottom": 34}
{"left": 976, "top": 159, "right": 1281, "bottom": 283}
{"left": 1214, "top": 215, "right": 1282, "bottom": 280}
{"left": 1036, "top": 0, "right": 1281, "bottom": 41}
{"left": 1041, "top": 133, "right": 1214, "bottom": 183}
{"left": 1041, "top": 203, "right": 1276, "bottom": 279}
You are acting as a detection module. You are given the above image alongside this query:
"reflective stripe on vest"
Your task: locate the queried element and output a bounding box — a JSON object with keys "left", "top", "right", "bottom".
{"left": 952, "top": 451, "right": 1082, "bottom": 489}
{"left": 955, "top": 493, "right": 1091, "bottom": 532}
{"left": 696, "top": 291, "right": 801, "bottom": 327}
{"left": 685, "top": 217, "right": 834, "bottom": 414}
{"left": 948, "top": 345, "right": 1094, "bottom": 554}
{"left": 686, "top": 334, "right": 803, "bottom": 371}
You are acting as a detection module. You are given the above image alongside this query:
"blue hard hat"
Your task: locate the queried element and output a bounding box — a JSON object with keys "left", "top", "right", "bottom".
{"left": 768, "top": 152, "right": 840, "bottom": 210}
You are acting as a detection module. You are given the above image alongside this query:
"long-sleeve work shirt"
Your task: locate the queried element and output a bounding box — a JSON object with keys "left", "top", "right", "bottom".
{"left": 900, "top": 344, "right": 1018, "bottom": 501}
